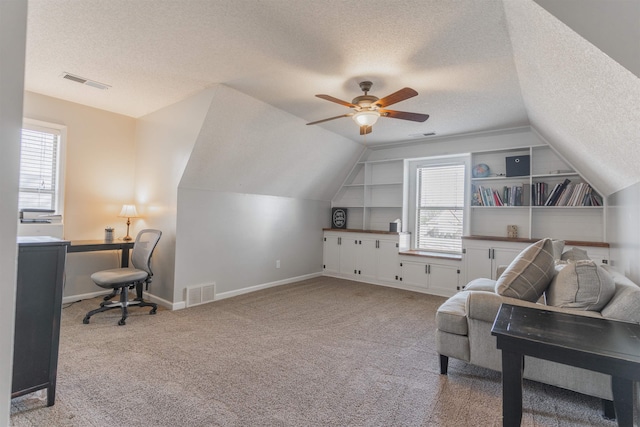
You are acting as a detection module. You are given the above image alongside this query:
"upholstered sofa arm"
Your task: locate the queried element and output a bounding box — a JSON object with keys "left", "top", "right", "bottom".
{"left": 466, "top": 292, "right": 541, "bottom": 323}
{"left": 466, "top": 291, "right": 604, "bottom": 324}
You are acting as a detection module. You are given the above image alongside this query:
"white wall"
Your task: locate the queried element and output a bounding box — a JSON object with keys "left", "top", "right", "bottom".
{"left": 175, "top": 85, "right": 362, "bottom": 304}
{"left": 0, "top": 1, "right": 27, "bottom": 423}
{"left": 133, "top": 88, "right": 217, "bottom": 304}
{"left": 23, "top": 92, "right": 138, "bottom": 299}
{"left": 607, "top": 181, "right": 640, "bottom": 283}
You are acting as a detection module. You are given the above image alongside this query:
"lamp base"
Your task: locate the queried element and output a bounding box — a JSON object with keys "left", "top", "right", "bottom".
{"left": 123, "top": 235, "right": 133, "bottom": 241}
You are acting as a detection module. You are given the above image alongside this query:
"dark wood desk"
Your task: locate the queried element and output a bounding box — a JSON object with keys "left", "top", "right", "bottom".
{"left": 67, "top": 239, "right": 134, "bottom": 267}
{"left": 491, "top": 303, "right": 640, "bottom": 427}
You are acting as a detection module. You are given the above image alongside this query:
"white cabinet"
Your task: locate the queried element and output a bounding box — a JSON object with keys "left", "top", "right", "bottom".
{"left": 399, "top": 257, "right": 461, "bottom": 297}
{"left": 462, "top": 238, "right": 611, "bottom": 283}
{"left": 463, "top": 239, "right": 526, "bottom": 282}
{"left": 322, "top": 231, "right": 402, "bottom": 284}
{"left": 332, "top": 159, "right": 404, "bottom": 231}
{"left": 470, "top": 146, "right": 605, "bottom": 241}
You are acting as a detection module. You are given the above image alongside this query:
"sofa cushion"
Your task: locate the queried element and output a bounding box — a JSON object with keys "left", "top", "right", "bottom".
{"left": 546, "top": 260, "right": 615, "bottom": 311}
{"left": 600, "top": 267, "right": 640, "bottom": 324}
{"left": 436, "top": 291, "right": 469, "bottom": 335}
{"left": 495, "top": 238, "right": 555, "bottom": 302}
{"left": 552, "top": 239, "right": 565, "bottom": 260}
{"left": 561, "top": 247, "right": 590, "bottom": 261}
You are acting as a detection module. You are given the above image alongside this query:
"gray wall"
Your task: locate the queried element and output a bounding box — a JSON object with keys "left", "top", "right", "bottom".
{"left": 0, "top": 0, "right": 27, "bottom": 423}
{"left": 175, "top": 189, "right": 328, "bottom": 298}
{"left": 173, "top": 85, "right": 363, "bottom": 304}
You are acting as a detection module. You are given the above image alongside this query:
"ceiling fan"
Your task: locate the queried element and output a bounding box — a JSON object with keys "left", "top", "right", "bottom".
{"left": 307, "top": 81, "right": 430, "bottom": 135}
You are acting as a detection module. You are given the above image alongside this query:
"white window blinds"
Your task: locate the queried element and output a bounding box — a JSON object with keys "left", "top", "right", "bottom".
{"left": 416, "top": 163, "right": 465, "bottom": 253}
{"left": 19, "top": 127, "right": 60, "bottom": 211}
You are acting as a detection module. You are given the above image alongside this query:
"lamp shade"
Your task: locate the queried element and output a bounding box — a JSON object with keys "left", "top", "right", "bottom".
{"left": 352, "top": 110, "right": 380, "bottom": 127}
{"left": 118, "top": 204, "right": 139, "bottom": 218}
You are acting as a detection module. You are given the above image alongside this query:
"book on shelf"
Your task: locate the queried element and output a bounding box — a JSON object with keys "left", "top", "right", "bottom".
{"left": 472, "top": 184, "right": 527, "bottom": 207}
{"left": 531, "top": 180, "right": 600, "bottom": 206}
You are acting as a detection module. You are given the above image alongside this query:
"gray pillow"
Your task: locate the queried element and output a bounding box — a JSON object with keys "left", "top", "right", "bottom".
{"left": 546, "top": 260, "right": 615, "bottom": 311}
{"left": 561, "top": 247, "right": 590, "bottom": 261}
{"left": 495, "top": 238, "right": 556, "bottom": 302}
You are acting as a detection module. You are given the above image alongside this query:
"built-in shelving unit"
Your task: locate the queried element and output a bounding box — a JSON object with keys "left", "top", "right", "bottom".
{"left": 470, "top": 146, "right": 605, "bottom": 241}
{"left": 333, "top": 159, "right": 404, "bottom": 231}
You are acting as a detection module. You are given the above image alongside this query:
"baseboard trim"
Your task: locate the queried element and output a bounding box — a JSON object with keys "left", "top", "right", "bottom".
{"left": 62, "top": 290, "right": 111, "bottom": 304}
{"left": 63, "top": 289, "right": 177, "bottom": 310}
{"left": 213, "top": 272, "right": 323, "bottom": 304}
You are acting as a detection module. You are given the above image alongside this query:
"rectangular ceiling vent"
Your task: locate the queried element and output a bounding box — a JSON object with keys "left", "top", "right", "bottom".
{"left": 61, "top": 72, "right": 111, "bottom": 90}
{"left": 186, "top": 283, "right": 216, "bottom": 308}
{"left": 409, "top": 132, "right": 437, "bottom": 138}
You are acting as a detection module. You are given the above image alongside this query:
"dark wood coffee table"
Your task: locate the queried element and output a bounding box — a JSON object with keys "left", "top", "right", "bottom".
{"left": 491, "top": 303, "right": 640, "bottom": 427}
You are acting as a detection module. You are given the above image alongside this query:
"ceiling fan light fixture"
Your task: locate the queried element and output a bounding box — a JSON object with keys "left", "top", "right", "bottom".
{"left": 352, "top": 110, "right": 380, "bottom": 126}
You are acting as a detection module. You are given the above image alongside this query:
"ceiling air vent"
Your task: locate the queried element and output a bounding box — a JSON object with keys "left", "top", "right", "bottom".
{"left": 61, "top": 72, "right": 111, "bottom": 90}
{"left": 409, "top": 132, "right": 437, "bottom": 138}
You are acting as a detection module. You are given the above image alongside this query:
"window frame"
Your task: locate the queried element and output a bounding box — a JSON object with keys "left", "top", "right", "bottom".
{"left": 19, "top": 119, "right": 67, "bottom": 215}
{"left": 406, "top": 154, "right": 471, "bottom": 254}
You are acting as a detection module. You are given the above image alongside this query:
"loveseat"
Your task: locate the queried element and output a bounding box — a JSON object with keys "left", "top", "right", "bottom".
{"left": 436, "top": 238, "right": 640, "bottom": 414}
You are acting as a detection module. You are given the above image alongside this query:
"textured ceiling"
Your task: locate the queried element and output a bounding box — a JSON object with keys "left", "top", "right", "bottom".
{"left": 24, "top": 0, "right": 529, "bottom": 145}
{"left": 504, "top": 1, "right": 640, "bottom": 195}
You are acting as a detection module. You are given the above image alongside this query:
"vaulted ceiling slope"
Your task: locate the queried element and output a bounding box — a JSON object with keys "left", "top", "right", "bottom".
{"left": 504, "top": 1, "right": 640, "bottom": 196}
{"left": 179, "top": 85, "right": 363, "bottom": 202}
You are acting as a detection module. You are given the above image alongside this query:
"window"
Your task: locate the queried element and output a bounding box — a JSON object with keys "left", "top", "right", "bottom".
{"left": 18, "top": 120, "right": 66, "bottom": 213}
{"left": 415, "top": 161, "right": 466, "bottom": 253}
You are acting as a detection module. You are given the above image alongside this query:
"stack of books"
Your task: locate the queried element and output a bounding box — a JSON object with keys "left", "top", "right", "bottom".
{"left": 472, "top": 184, "right": 527, "bottom": 207}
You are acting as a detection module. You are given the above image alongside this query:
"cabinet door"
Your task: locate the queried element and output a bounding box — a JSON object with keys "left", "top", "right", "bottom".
{"left": 401, "top": 261, "right": 428, "bottom": 288}
{"left": 491, "top": 247, "right": 522, "bottom": 279}
{"left": 357, "top": 237, "right": 378, "bottom": 281}
{"left": 376, "top": 239, "right": 399, "bottom": 282}
{"left": 428, "top": 264, "right": 460, "bottom": 296}
{"left": 339, "top": 237, "right": 359, "bottom": 276}
{"left": 323, "top": 235, "right": 340, "bottom": 275}
{"left": 464, "top": 246, "right": 493, "bottom": 282}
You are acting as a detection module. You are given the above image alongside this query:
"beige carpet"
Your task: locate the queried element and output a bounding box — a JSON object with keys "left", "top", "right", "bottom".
{"left": 10, "top": 276, "right": 616, "bottom": 426}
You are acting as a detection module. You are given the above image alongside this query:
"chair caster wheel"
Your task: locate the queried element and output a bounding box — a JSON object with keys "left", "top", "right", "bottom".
{"left": 150, "top": 308, "right": 157, "bottom": 315}
{"left": 118, "top": 319, "right": 126, "bottom": 326}
{"left": 83, "top": 317, "right": 90, "bottom": 324}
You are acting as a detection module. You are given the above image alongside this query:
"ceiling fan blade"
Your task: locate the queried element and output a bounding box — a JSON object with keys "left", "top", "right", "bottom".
{"left": 307, "top": 114, "right": 352, "bottom": 126}
{"left": 360, "top": 125, "right": 372, "bottom": 135}
{"left": 316, "top": 94, "right": 356, "bottom": 108}
{"left": 379, "top": 109, "right": 430, "bottom": 122}
{"left": 374, "top": 87, "right": 418, "bottom": 108}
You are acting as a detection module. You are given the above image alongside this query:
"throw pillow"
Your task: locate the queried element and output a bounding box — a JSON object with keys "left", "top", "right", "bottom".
{"left": 495, "top": 238, "right": 556, "bottom": 301}
{"left": 546, "top": 260, "right": 615, "bottom": 311}
{"left": 561, "top": 247, "right": 590, "bottom": 261}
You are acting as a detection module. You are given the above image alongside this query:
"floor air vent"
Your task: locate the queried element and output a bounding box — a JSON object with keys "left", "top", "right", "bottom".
{"left": 186, "top": 283, "right": 216, "bottom": 308}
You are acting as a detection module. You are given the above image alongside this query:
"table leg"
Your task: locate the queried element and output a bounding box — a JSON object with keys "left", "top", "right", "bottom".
{"left": 501, "top": 350, "right": 524, "bottom": 427}
{"left": 121, "top": 247, "right": 130, "bottom": 268}
{"left": 611, "top": 376, "right": 634, "bottom": 427}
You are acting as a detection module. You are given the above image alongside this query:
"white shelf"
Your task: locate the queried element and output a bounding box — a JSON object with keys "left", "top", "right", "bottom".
{"left": 470, "top": 145, "right": 605, "bottom": 241}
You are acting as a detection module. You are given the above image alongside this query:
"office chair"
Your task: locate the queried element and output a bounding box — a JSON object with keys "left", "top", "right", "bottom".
{"left": 83, "top": 229, "right": 162, "bottom": 325}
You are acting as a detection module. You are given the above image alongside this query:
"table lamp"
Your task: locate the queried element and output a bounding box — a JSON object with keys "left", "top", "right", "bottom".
{"left": 118, "top": 204, "right": 139, "bottom": 241}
